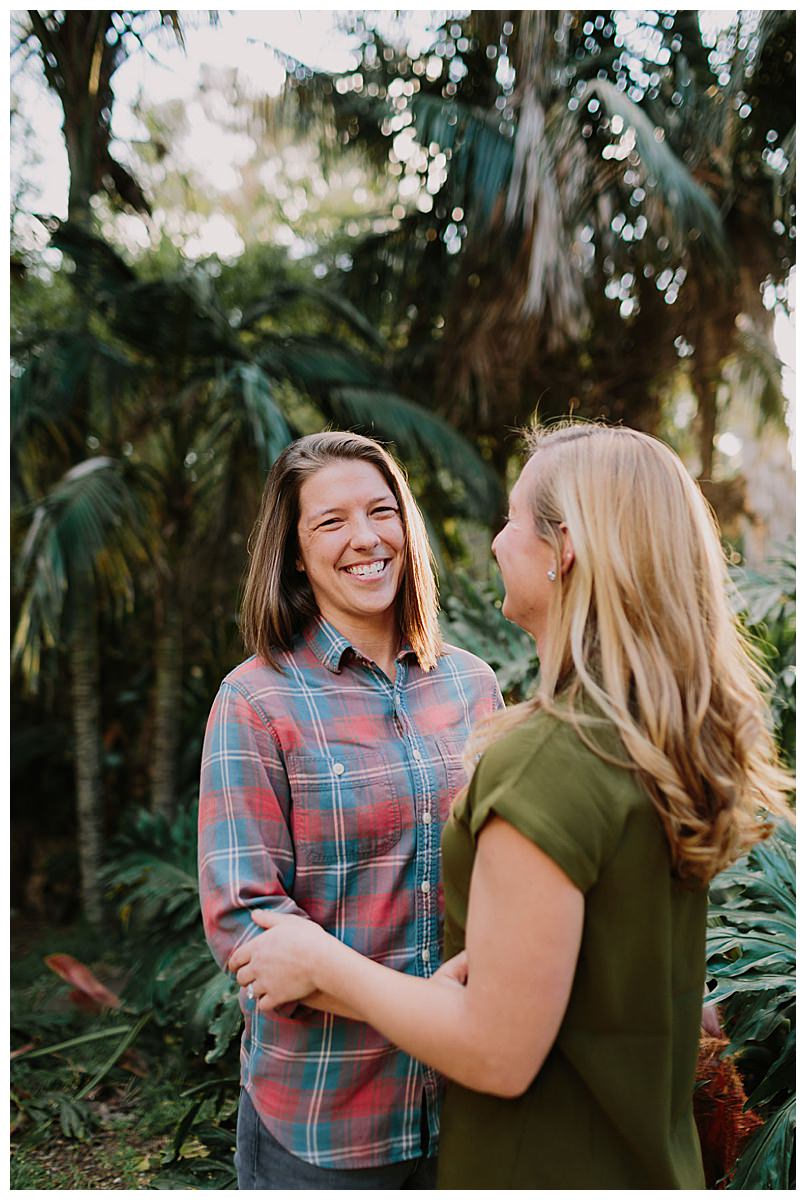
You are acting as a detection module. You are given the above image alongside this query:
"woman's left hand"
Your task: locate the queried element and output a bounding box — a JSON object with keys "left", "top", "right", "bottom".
{"left": 228, "top": 911, "right": 331, "bottom": 1011}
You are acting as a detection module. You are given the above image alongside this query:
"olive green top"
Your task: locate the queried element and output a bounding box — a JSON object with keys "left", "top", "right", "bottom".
{"left": 438, "top": 706, "right": 707, "bottom": 1190}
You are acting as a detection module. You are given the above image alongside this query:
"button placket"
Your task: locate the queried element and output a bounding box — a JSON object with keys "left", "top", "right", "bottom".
{"left": 393, "top": 671, "right": 437, "bottom": 979}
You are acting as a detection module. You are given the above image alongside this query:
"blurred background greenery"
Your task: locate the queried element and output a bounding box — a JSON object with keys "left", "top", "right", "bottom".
{"left": 10, "top": 9, "right": 794, "bottom": 1189}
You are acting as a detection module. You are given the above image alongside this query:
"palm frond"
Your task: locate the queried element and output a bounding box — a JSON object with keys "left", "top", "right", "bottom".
{"left": 206, "top": 364, "right": 295, "bottom": 474}
{"left": 239, "top": 283, "right": 387, "bottom": 352}
{"left": 46, "top": 219, "right": 138, "bottom": 296}
{"left": 729, "top": 544, "right": 795, "bottom": 628}
{"left": 255, "top": 334, "right": 380, "bottom": 393}
{"left": 102, "top": 276, "right": 240, "bottom": 365}
{"left": 583, "top": 78, "right": 729, "bottom": 264}
{"left": 410, "top": 92, "right": 515, "bottom": 223}
{"left": 706, "top": 820, "right": 795, "bottom": 1189}
{"left": 13, "top": 458, "right": 151, "bottom": 689}
{"left": 441, "top": 570, "right": 539, "bottom": 702}
{"left": 11, "top": 330, "right": 142, "bottom": 446}
{"left": 322, "top": 385, "right": 502, "bottom": 521}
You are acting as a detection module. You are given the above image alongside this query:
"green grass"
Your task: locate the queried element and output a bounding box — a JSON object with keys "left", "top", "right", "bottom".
{"left": 11, "top": 1124, "right": 166, "bottom": 1189}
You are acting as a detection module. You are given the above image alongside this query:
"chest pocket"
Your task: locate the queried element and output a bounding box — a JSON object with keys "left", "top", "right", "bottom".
{"left": 436, "top": 733, "right": 472, "bottom": 809}
{"left": 288, "top": 748, "right": 402, "bottom": 865}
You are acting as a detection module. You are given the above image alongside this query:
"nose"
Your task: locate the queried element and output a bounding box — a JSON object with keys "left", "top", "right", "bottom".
{"left": 349, "top": 515, "right": 381, "bottom": 550}
{"left": 491, "top": 530, "right": 500, "bottom": 560}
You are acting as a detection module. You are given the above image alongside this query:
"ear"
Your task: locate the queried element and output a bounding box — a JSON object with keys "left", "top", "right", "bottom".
{"left": 559, "top": 524, "right": 575, "bottom": 578}
{"left": 296, "top": 559, "right": 305, "bottom": 573}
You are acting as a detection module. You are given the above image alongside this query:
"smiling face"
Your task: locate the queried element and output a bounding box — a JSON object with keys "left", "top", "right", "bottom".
{"left": 296, "top": 459, "right": 406, "bottom": 634}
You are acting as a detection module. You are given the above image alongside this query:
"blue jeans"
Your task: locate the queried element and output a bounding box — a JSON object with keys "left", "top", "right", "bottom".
{"left": 235, "top": 1089, "right": 437, "bottom": 1190}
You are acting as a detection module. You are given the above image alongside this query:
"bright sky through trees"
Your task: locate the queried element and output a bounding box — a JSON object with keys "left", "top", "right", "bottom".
{"left": 10, "top": 7, "right": 793, "bottom": 434}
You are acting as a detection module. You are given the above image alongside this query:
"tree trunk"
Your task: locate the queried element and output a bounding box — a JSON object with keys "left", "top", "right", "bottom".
{"left": 692, "top": 317, "right": 724, "bottom": 481}
{"left": 696, "top": 375, "right": 719, "bottom": 481}
{"left": 70, "top": 594, "right": 105, "bottom": 927}
{"left": 150, "top": 582, "right": 183, "bottom": 821}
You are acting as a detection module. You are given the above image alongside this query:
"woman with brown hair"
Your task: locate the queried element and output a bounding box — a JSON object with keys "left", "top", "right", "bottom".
{"left": 230, "top": 422, "right": 791, "bottom": 1189}
{"left": 198, "top": 431, "right": 502, "bottom": 1189}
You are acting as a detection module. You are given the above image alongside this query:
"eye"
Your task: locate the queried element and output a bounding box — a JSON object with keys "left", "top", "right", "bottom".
{"left": 372, "top": 506, "right": 399, "bottom": 518}
{"left": 316, "top": 517, "right": 343, "bottom": 529}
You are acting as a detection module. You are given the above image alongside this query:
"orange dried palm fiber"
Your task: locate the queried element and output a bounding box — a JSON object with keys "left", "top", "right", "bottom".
{"left": 693, "top": 1033, "right": 764, "bottom": 1188}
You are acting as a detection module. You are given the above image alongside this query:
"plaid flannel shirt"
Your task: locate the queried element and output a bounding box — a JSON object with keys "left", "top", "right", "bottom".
{"left": 198, "top": 615, "right": 503, "bottom": 1169}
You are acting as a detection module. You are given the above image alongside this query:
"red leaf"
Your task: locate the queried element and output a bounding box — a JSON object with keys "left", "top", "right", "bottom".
{"left": 43, "top": 954, "right": 122, "bottom": 1012}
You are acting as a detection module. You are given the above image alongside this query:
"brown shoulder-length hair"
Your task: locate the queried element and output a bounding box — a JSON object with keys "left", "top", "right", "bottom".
{"left": 240, "top": 431, "right": 442, "bottom": 671}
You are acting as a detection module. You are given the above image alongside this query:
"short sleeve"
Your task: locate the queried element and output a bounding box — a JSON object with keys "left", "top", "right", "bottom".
{"left": 466, "top": 713, "right": 629, "bottom": 894}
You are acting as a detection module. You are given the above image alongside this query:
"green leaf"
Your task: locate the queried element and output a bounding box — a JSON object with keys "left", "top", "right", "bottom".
{"left": 409, "top": 93, "right": 515, "bottom": 222}
{"left": 706, "top": 821, "right": 795, "bottom": 1187}
{"left": 12, "top": 457, "right": 150, "bottom": 690}
{"left": 240, "top": 283, "right": 387, "bottom": 352}
{"left": 729, "top": 1096, "right": 795, "bottom": 1189}
{"left": 208, "top": 364, "right": 294, "bottom": 474}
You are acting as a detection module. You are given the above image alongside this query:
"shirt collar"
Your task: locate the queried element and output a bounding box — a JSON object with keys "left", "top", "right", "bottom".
{"left": 303, "top": 615, "right": 353, "bottom": 673}
{"left": 302, "top": 615, "right": 419, "bottom": 674}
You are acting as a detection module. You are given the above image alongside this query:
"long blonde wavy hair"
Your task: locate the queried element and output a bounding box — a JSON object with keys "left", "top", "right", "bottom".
{"left": 468, "top": 421, "right": 792, "bottom": 886}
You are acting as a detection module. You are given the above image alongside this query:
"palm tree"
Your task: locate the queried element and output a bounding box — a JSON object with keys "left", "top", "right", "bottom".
{"left": 275, "top": 10, "right": 792, "bottom": 484}
{"left": 13, "top": 11, "right": 186, "bottom": 228}
{"left": 11, "top": 10, "right": 191, "bottom": 922}
{"left": 13, "top": 457, "right": 150, "bottom": 923}
{"left": 16, "top": 222, "right": 502, "bottom": 826}
{"left": 275, "top": 13, "right": 728, "bottom": 448}
{"left": 644, "top": 10, "right": 794, "bottom": 479}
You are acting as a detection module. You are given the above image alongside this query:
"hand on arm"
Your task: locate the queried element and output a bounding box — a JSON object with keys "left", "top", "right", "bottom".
{"left": 229, "top": 815, "right": 584, "bottom": 1096}
{"left": 228, "top": 911, "right": 364, "bottom": 1021}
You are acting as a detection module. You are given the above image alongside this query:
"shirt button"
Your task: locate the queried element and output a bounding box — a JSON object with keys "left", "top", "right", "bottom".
{"left": 422, "top": 811, "right": 432, "bottom": 825}
{"left": 421, "top": 880, "right": 431, "bottom": 894}
{"left": 332, "top": 762, "right": 345, "bottom": 776}
{"left": 421, "top": 947, "right": 431, "bottom": 963}
{"left": 412, "top": 748, "right": 422, "bottom": 761}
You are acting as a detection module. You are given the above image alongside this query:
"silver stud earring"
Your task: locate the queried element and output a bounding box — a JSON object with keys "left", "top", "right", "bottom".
{"left": 547, "top": 567, "right": 557, "bottom": 582}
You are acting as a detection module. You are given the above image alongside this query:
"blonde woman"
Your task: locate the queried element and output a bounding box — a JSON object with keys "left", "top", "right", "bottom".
{"left": 230, "top": 422, "right": 791, "bottom": 1189}
{"left": 198, "top": 431, "right": 502, "bottom": 1189}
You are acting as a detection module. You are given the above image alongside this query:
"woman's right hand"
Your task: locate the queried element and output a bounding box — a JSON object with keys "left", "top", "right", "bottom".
{"left": 228, "top": 911, "right": 332, "bottom": 1010}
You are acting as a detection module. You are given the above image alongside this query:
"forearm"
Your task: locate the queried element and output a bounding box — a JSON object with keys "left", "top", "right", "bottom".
{"left": 300, "top": 989, "right": 365, "bottom": 1021}
{"left": 315, "top": 942, "right": 513, "bottom": 1094}
{"left": 204, "top": 894, "right": 307, "bottom": 974}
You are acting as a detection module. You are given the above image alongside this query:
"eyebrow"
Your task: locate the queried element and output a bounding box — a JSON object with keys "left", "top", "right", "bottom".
{"left": 308, "top": 494, "right": 398, "bottom": 521}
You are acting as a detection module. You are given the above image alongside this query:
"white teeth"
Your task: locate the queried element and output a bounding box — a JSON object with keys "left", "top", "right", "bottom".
{"left": 346, "top": 560, "right": 386, "bottom": 577}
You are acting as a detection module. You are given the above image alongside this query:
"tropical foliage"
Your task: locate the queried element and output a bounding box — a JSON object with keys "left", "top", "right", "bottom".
{"left": 12, "top": 557, "right": 796, "bottom": 1186}
{"left": 278, "top": 10, "right": 794, "bottom": 479}
{"left": 729, "top": 546, "right": 796, "bottom": 768}
{"left": 706, "top": 820, "right": 795, "bottom": 1189}
{"left": 11, "top": 218, "right": 500, "bottom": 920}
{"left": 441, "top": 570, "right": 538, "bottom": 702}
{"left": 10, "top": 6, "right": 795, "bottom": 1190}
